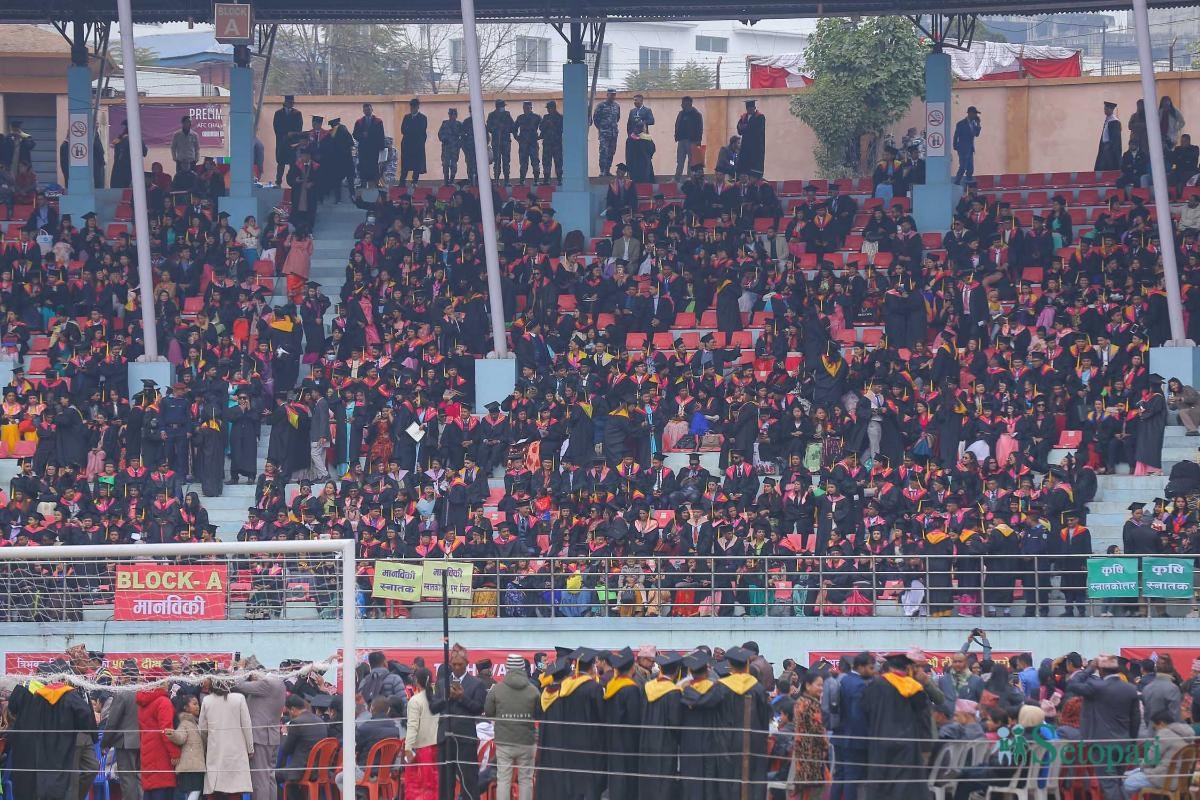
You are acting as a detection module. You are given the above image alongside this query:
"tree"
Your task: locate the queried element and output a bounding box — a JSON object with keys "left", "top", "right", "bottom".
{"left": 623, "top": 61, "right": 715, "bottom": 92}
{"left": 112, "top": 45, "right": 160, "bottom": 67}
{"left": 415, "top": 23, "right": 530, "bottom": 93}
{"left": 672, "top": 61, "right": 717, "bottom": 91}
{"left": 790, "top": 17, "right": 925, "bottom": 178}
{"left": 266, "top": 25, "right": 429, "bottom": 95}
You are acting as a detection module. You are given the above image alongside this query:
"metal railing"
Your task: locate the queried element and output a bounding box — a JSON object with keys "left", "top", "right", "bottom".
{"left": 4, "top": 551, "right": 1189, "bottom": 622}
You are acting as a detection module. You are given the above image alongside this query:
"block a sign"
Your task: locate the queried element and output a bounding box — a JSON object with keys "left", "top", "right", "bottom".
{"left": 214, "top": 3, "right": 254, "bottom": 44}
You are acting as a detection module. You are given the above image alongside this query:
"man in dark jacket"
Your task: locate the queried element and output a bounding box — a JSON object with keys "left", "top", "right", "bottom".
{"left": 272, "top": 96, "right": 303, "bottom": 184}
{"left": 674, "top": 96, "right": 704, "bottom": 180}
{"left": 278, "top": 695, "right": 330, "bottom": 798}
{"left": 359, "top": 651, "right": 406, "bottom": 703}
{"left": 952, "top": 106, "right": 981, "bottom": 185}
{"left": 1068, "top": 655, "right": 1141, "bottom": 800}
{"left": 430, "top": 646, "right": 487, "bottom": 800}
{"left": 101, "top": 663, "right": 142, "bottom": 800}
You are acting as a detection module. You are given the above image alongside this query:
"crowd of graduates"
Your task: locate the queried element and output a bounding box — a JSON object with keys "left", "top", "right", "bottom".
{"left": 3, "top": 132, "right": 1200, "bottom": 621}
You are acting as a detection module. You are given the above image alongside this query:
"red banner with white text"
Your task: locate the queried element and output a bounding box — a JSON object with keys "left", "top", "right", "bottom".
{"left": 114, "top": 564, "right": 228, "bottom": 621}
{"left": 1120, "top": 647, "right": 1200, "bottom": 669}
{"left": 6, "top": 651, "right": 235, "bottom": 677}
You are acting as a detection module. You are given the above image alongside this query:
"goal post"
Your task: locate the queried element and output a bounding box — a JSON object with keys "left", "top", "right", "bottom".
{"left": 0, "top": 538, "right": 357, "bottom": 790}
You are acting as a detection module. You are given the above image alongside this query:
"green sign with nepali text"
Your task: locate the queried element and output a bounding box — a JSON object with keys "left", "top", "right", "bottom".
{"left": 1086, "top": 557, "right": 1139, "bottom": 598}
{"left": 1142, "top": 558, "right": 1195, "bottom": 599}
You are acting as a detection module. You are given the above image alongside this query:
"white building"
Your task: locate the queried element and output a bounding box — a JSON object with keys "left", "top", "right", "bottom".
{"left": 437, "top": 19, "right": 814, "bottom": 92}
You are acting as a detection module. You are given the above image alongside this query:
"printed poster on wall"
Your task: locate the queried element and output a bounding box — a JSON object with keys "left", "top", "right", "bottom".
{"left": 109, "top": 103, "right": 226, "bottom": 148}
{"left": 114, "top": 564, "right": 228, "bottom": 620}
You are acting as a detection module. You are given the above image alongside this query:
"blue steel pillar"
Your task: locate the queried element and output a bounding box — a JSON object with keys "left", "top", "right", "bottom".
{"left": 219, "top": 56, "right": 257, "bottom": 225}
{"left": 60, "top": 63, "right": 97, "bottom": 221}
{"left": 912, "top": 50, "right": 958, "bottom": 233}
{"left": 555, "top": 53, "right": 596, "bottom": 238}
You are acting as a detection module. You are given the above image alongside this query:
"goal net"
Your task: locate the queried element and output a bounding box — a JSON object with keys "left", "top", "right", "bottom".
{"left": 0, "top": 539, "right": 357, "bottom": 794}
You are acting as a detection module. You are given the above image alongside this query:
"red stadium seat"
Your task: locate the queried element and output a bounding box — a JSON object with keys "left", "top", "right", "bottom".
{"left": 625, "top": 332, "right": 647, "bottom": 350}
{"left": 652, "top": 332, "right": 674, "bottom": 350}
{"left": 674, "top": 312, "right": 696, "bottom": 328}
{"left": 1055, "top": 430, "right": 1082, "bottom": 449}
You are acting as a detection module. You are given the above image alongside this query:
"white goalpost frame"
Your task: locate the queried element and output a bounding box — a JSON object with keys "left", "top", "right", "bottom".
{"left": 0, "top": 539, "right": 357, "bottom": 790}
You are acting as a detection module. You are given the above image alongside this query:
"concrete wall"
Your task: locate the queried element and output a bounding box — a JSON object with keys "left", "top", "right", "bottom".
{"left": 88, "top": 70, "right": 1200, "bottom": 191}
{"left": 10, "top": 616, "right": 1197, "bottom": 670}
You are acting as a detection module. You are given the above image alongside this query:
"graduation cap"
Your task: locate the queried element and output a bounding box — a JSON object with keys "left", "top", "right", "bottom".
{"left": 547, "top": 659, "right": 573, "bottom": 679}
{"left": 655, "top": 651, "right": 685, "bottom": 671}
{"left": 724, "top": 646, "right": 752, "bottom": 667}
{"left": 311, "top": 115, "right": 324, "bottom": 126}
{"left": 883, "top": 651, "right": 914, "bottom": 669}
{"left": 683, "top": 651, "right": 711, "bottom": 672}
{"left": 712, "top": 661, "right": 731, "bottom": 678}
{"left": 328, "top": 117, "right": 341, "bottom": 127}
{"left": 609, "top": 647, "right": 635, "bottom": 671}
{"left": 568, "top": 647, "right": 598, "bottom": 667}
{"left": 484, "top": 401, "right": 502, "bottom": 413}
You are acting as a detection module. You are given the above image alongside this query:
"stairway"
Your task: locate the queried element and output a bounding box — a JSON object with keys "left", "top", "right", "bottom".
{"left": 1081, "top": 424, "right": 1193, "bottom": 551}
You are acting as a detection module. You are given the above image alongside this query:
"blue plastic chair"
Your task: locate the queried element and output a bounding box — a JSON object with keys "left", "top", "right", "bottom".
{"left": 88, "top": 743, "right": 115, "bottom": 800}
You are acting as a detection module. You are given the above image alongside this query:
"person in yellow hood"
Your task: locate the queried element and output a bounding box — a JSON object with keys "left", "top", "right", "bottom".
{"left": 860, "top": 651, "right": 932, "bottom": 800}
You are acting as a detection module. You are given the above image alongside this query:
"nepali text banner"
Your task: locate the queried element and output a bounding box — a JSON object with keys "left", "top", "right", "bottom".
{"left": 1141, "top": 558, "right": 1195, "bottom": 599}
{"left": 114, "top": 564, "right": 228, "bottom": 620}
{"left": 1086, "top": 557, "right": 1140, "bottom": 598}
{"left": 371, "top": 560, "right": 424, "bottom": 601}
{"left": 6, "top": 651, "right": 234, "bottom": 677}
{"left": 421, "top": 561, "right": 474, "bottom": 600}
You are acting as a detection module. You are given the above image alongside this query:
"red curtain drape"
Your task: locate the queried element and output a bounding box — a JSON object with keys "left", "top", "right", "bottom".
{"left": 749, "top": 64, "right": 791, "bottom": 89}
{"left": 1017, "top": 52, "right": 1082, "bottom": 79}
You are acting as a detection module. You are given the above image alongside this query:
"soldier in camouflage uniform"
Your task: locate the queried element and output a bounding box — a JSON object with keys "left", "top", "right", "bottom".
{"left": 514, "top": 101, "right": 542, "bottom": 186}
{"left": 438, "top": 108, "right": 463, "bottom": 185}
{"left": 540, "top": 100, "right": 564, "bottom": 186}
{"left": 485, "top": 99, "right": 515, "bottom": 186}
{"left": 592, "top": 88, "right": 621, "bottom": 177}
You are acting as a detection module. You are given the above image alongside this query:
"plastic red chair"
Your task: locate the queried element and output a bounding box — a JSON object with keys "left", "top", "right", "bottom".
{"left": 355, "top": 737, "right": 404, "bottom": 800}
{"left": 282, "top": 737, "right": 340, "bottom": 800}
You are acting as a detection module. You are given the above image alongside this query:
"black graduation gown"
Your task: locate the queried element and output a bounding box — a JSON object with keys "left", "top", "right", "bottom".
{"left": 1134, "top": 391, "right": 1166, "bottom": 469}
{"left": 680, "top": 678, "right": 733, "bottom": 800}
{"left": 554, "top": 676, "right": 605, "bottom": 800}
{"left": 922, "top": 533, "right": 955, "bottom": 613}
{"left": 605, "top": 677, "right": 646, "bottom": 799}
{"left": 861, "top": 674, "right": 929, "bottom": 800}
{"left": 718, "top": 674, "right": 771, "bottom": 792}
{"left": 54, "top": 406, "right": 87, "bottom": 468}
{"left": 267, "top": 403, "right": 310, "bottom": 478}
{"left": 639, "top": 679, "right": 683, "bottom": 800}
{"left": 536, "top": 686, "right": 572, "bottom": 799}
{"left": 195, "top": 421, "right": 225, "bottom": 497}
{"left": 225, "top": 405, "right": 260, "bottom": 477}
{"left": 8, "top": 683, "right": 95, "bottom": 800}
{"left": 715, "top": 279, "right": 742, "bottom": 335}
